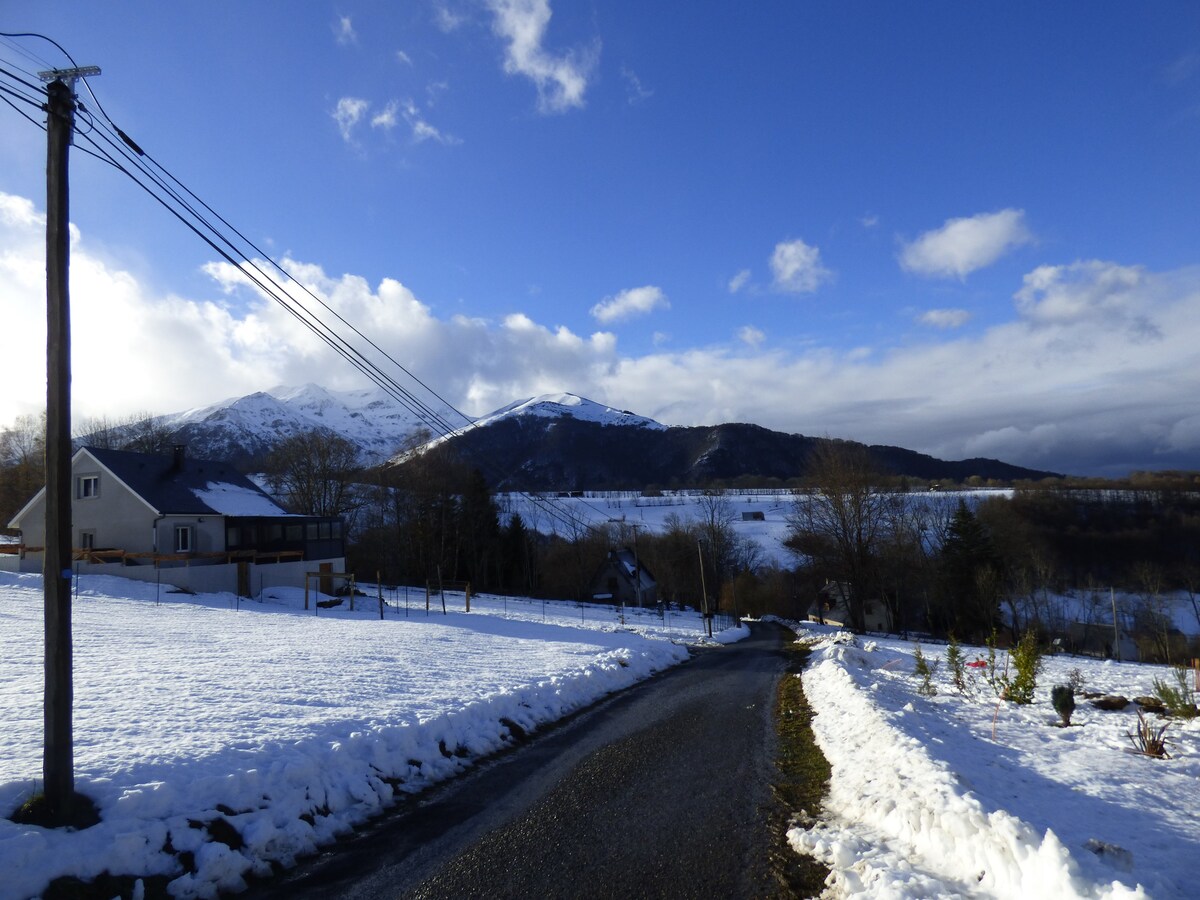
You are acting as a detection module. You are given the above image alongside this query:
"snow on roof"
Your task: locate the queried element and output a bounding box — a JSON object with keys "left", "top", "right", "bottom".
{"left": 191, "top": 482, "right": 289, "bottom": 517}
{"left": 80, "top": 446, "right": 287, "bottom": 518}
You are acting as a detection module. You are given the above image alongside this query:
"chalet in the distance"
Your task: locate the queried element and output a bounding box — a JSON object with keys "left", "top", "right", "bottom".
{"left": 590, "top": 547, "right": 657, "bottom": 607}
{"left": 3, "top": 445, "right": 345, "bottom": 595}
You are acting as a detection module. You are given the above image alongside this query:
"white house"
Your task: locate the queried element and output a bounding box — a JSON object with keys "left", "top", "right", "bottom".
{"left": 5, "top": 445, "right": 346, "bottom": 595}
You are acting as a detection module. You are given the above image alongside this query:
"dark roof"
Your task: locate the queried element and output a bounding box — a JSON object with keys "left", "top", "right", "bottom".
{"left": 608, "top": 548, "right": 656, "bottom": 589}
{"left": 82, "top": 446, "right": 283, "bottom": 516}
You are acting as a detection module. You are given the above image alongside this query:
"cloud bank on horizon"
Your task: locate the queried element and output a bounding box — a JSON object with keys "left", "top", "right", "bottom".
{"left": 2, "top": 2, "right": 1199, "bottom": 479}
{"left": 3, "top": 189, "right": 1199, "bottom": 478}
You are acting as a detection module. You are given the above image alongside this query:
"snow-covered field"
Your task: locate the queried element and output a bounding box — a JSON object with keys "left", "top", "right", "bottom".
{"left": 5, "top": 568, "right": 1198, "bottom": 899}
{"left": 0, "top": 572, "right": 728, "bottom": 900}
{"left": 789, "top": 623, "right": 1200, "bottom": 899}
{"left": 501, "top": 489, "right": 1010, "bottom": 568}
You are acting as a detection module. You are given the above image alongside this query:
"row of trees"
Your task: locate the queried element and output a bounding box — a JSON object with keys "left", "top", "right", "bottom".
{"left": 5, "top": 416, "right": 1198, "bottom": 660}
{"left": 780, "top": 440, "right": 1200, "bottom": 659}
{"left": 0, "top": 410, "right": 178, "bottom": 530}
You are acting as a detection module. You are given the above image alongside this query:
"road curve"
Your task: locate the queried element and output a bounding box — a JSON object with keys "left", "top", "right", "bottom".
{"left": 246, "top": 621, "right": 796, "bottom": 899}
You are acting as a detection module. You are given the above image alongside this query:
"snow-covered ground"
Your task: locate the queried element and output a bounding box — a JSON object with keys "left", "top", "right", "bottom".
{"left": 0, "top": 572, "right": 733, "bottom": 900}
{"left": 5, "top": 569, "right": 1198, "bottom": 900}
{"left": 788, "top": 623, "right": 1200, "bottom": 898}
{"left": 501, "top": 489, "right": 1010, "bottom": 568}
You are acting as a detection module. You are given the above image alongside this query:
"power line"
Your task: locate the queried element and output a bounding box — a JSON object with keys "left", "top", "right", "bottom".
{"left": 0, "top": 32, "right": 61, "bottom": 71}
{"left": 0, "top": 60, "right": 49, "bottom": 97}
{"left": 67, "top": 120, "right": 607, "bottom": 535}
{"left": 0, "top": 37, "right": 611, "bottom": 539}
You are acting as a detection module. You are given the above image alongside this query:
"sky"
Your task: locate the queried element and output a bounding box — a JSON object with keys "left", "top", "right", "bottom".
{"left": 2, "top": 2, "right": 1200, "bottom": 477}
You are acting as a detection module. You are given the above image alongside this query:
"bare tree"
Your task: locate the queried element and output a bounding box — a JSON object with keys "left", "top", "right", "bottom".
{"left": 73, "top": 410, "right": 176, "bottom": 454}
{"left": 786, "top": 440, "right": 893, "bottom": 631}
{"left": 266, "top": 429, "right": 362, "bottom": 519}
{"left": 0, "top": 412, "right": 47, "bottom": 530}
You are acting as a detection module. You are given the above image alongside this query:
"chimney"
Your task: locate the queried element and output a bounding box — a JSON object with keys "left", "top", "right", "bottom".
{"left": 172, "top": 444, "right": 186, "bottom": 472}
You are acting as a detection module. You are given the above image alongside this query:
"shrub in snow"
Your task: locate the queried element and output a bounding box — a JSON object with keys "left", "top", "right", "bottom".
{"left": 1126, "top": 709, "right": 1172, "bottom": 759}
{"left": 1152, "top": 664, "right": 1199, "bottom": 719}
{"left": 1067, "top": 666, "right": 1086, "bottom": 696}
{"left": 946, "top": 634, "right": 966, "bottom": 694}
{"left": 1050, "top": 684, "right": 1075, "bottom": 726}
{"left": 1001, "top": 630, "right": 1042, "bottom": 706}
{"left": 982, "top": 631, "right": 1005, "bottom": 698}
{"left": 913, "top": 645, "right": 937, "bottom": 697}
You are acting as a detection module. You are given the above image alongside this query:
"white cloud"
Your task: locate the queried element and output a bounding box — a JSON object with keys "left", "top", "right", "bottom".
{"left": 426, "top": 81, "right": 450, "bottom": 106}
{"left": 336, "top": 97, "right": 458, "bottom": 146}
{"left": 5, "top": 192, "right": 1200, "bottom": 476}
{"left": 728, "top": 269, "right": 751, "bottom": 294}
{"left": 397, "top": 99, "right": 459, "bottom": 144}
{"left": 396, "top": 49, "right": 413, "bottom": 66}
{"left": 621, "top": 66, "right": 652, "bottom": 105}
{"left": 899, "top": 208, "right": 1033, "bottom": 279}
{"left": 918, "top": 308, "right": 971, "bottom": 329}
{"left": 486, "top": 0, "right": 599, "bottom": 114}
{"left": 332, "top": 97, "right": 369, "bottom": 142}
{"left": 590, "top": 285, "right": 669, "bottom": 324}
{"left": 860, "top": 213, "right": 879, "bottom": 229}
{"left": 1013, "top": 260, "right": 1156, "bottom": 335}
{"left": 334, "top": 16, "right": 357, "bottom": 46}
{"left": 371, "top": 101, "right": 400, "bottom": 130}
{"left": 770, "top": 238, "right": 831, "bottom": 294}
{"left": 738, "top": 326, "right": 765, "bottom": 347}
{"left": 434, "top": 3, "right": 468, "bottom": 32}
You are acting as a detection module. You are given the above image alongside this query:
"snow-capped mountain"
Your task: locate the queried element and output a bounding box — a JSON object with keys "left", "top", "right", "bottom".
{"left": 474, "top": 393, "right": 667, "bottom": 431}
{"left": 401, "top": 392, "right": 667, "bottom": 461}
{"left": 80, "top": 386, "right": 1061, "bottom": 487}
{"left": 87, "top": 388, "right": 649, "bottom": 469}
{"left": 127, "top": 384, "right": 469, "bottom": 466}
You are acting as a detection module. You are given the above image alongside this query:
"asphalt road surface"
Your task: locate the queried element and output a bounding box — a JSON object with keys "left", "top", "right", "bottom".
{"left": 247, "top": 621, "right": 796, "bottom": 899}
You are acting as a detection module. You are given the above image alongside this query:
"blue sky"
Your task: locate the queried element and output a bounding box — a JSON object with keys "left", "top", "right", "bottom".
{"left": 2, "top": 1, "right": 1200, "bottom": 476}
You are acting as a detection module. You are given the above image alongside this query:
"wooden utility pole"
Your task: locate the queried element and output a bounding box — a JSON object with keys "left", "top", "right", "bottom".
{"left": 39, "top": 66, "right": 99, "bottom": 822}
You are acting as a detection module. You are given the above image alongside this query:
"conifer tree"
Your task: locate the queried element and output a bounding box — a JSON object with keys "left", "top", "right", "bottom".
{"left": 933, "top": 500, "right": 1002, "bottom": 641}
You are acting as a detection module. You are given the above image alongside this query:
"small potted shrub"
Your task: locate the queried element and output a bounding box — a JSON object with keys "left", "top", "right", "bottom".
{"left": 1051, "top": 684, "right": 1075, "bottom": 726}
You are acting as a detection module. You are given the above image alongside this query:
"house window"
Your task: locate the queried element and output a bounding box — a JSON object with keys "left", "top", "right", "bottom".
{"left": 174, "top": 525, "right": 193, "bottom": 553}
{"left": 76, "top": 474, "right": 99, "bottom": 499}
{"left": 79, "top": 531, "right": 95, "bottom": 550}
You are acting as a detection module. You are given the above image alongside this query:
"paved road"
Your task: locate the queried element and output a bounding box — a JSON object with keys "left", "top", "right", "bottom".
{"left": 248, "top": 621, "right": 796, "bottom": 899}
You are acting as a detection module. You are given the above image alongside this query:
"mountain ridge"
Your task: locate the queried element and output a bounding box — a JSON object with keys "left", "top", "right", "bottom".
{"left": 82, "top": 387, "right": 1062, "bottom": 485}
{"left": 405, "top": 408, "right": 1062, "bottom": 489}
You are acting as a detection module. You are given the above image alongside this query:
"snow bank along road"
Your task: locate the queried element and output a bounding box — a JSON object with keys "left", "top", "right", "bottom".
{"left": 247, "top": 622, "right": 797, "bottom": 899}
{"left": 1, "top": 575, "right": 723, "bottom": 899}
{"left": 788, "top": 626, "right": 1199, "bottom": 898}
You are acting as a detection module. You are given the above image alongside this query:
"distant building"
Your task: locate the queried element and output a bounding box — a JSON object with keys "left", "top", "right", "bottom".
{"left": 1065, "top": 621, "right": 1140, "bottom": 661}
{"left": 590, "top": 548, "right": 657, "bottom": 607}
{"left": 810, "top": 580, "right": 890, "bottom": 632}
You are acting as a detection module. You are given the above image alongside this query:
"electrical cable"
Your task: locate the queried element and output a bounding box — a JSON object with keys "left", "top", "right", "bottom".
{"left": 0, "top": 61, "right": 47, "bottom": 97}
{"left": 0, "top": 31, "right": 79, "bottom": 69}
{"left": 69, "top": 121, "right": 609, "bottom": 536}
{"left": 70, "top": 115, "right": 608, "bottom": 535}
{"left": 1, "top": 38, "right": 611, "bottom": 538}
{"left": 0, "top": 92, "right": 45, "bottom": 132}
